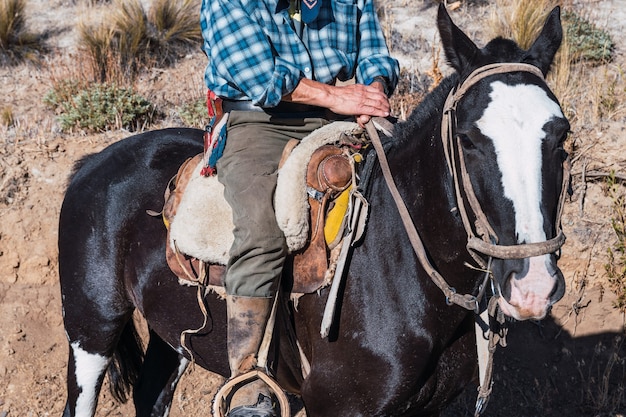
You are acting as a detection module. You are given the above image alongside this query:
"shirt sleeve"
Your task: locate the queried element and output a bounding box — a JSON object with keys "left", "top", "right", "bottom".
{"left": 355, "top": 0, "right": 400, "bottom": 95}
{"left": 200, "top": 0, "right": 302, "bottom": 106}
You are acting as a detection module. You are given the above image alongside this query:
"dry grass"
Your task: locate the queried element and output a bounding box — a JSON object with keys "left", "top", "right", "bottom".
{"left": 487, "top": 0, "right": 624, "bottom": 128}
{"left": 77, "top": 0, "right": 201, "bottom": 83}
{"left": 76, "top": 21, "right": 124, "bottom": 84}
{"left": 488, "top": 0, "right": 576, "bottom": 112}
{"left": 150, "top": 0, "right": 202, "bottom": 56}
{"left": 0, "top": 0, "right": 47, "bottom": 65}
{"left": 605, "top": 173, "right": 626, "bottom": 313}
{"left": 489, "top": 0, "right": 561, "bottom": 49}
{"left": 578, "top": 336, "right": 626, "bottom": 415}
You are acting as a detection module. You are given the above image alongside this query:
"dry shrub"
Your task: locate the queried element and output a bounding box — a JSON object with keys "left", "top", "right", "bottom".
{"left": 77, "top": 0, "right": 202, "bottom": 83}
{"left": 0, "top": 0, "right": 47, "bottom": 65}
{"left": 44, "top": 82, "right": 156, "bottom": 133}
{"left": 390, "top": 67, "right": 425, "bottom": 121}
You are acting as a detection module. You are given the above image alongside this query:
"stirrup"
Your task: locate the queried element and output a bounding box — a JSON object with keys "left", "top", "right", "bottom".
{"left": 227, "top": 394, "right": 277, "bottom": 417}
{"left": 212, "top": 369, "right": 290, "bottom": 417}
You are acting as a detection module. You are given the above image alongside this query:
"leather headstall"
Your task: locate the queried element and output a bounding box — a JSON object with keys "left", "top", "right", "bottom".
{"left": 366, "top": 62, "right": 571, "bottom": 313}
{"left": 440, "top": 62, "right": 570, "bottom": 269}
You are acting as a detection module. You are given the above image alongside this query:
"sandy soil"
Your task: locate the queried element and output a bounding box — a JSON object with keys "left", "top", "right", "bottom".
{"left": 0, "top": 0, "right": 625, "bottom": 416}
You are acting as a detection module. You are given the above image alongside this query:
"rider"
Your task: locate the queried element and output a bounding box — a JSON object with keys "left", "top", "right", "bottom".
{"left": 200, "top": 0, "right": 399, "bottom": 415}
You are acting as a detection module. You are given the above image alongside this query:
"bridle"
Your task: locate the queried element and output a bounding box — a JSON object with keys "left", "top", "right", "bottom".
{"left": 366, "top": 62, "right": 570, "bottom": 416}
{"left": 367, "top": 62, "right": 570, "bottom": 313}
{"left": 441, "top": 62, "right": 570, "bottom": 269}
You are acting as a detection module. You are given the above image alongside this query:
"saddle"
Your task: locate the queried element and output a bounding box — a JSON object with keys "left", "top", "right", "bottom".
{"left": 161, "top": 122, "right": 372, "bottom": 295}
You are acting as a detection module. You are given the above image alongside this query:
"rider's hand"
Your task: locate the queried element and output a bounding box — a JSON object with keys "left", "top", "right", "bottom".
{"left": 354, "top": 80, "right": 388, "bottom": 127}
{"left": 284, "top": 79, "right": 390, "bottom": 126}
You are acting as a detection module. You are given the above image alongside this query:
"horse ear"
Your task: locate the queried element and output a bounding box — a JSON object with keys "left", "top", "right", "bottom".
{"left": 437, "top": 3, "right": 479, "bottom": 74}
{"left": 524, "top": 6, "right": 563, "bottom": 76}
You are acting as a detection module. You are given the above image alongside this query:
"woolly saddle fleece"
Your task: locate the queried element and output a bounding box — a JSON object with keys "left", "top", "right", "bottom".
{"left": 168, "top": 121, "right": 360, "bottom": 264}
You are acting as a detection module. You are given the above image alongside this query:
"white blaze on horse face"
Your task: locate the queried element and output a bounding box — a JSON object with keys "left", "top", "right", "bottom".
{"left": 71, "top": 341, "right": 110, "bottom": 417}
{"left": 476, "top": 81, "right": 564, "bottom": 320}
{"left": 476, "top": 81, "right": 563, "bottom": 244}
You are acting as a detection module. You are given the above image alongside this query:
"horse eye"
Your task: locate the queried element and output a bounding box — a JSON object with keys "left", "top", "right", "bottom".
{"left": 560, "top": 130, "right": 572, "bottom": 146}
{"left": 458, "top": 134, "right": 475, "bottom": 150}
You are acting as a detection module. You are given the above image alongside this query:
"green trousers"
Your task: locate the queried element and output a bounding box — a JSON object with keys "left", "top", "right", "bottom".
{"left": 216, "top": 110, "right": 327, "bottom": 297}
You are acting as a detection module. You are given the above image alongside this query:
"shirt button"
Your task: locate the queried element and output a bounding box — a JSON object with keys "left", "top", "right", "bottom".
{"left": 304, "top": 67, "right": 311, "bottom": 73}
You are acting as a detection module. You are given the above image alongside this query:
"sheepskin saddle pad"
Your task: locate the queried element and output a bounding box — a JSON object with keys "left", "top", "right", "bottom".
{"left": 162, "top": 121, "right": 366, "bottom": 292}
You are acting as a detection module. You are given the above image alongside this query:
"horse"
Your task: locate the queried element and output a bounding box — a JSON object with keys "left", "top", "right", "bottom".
{"left": 59, "top": 5, "right": 569, "bottom": 417}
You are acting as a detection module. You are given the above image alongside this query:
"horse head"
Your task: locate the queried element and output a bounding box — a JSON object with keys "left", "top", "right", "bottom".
{"left": 437, "top": 5, "right": 569, "bottom": 321}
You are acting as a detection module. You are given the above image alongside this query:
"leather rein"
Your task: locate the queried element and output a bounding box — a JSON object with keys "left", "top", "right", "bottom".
{"left": 367, "top": 62, "right": 570, "bottom": 313}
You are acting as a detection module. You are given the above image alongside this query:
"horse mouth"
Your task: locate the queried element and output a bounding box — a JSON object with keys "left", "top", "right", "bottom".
{"left": 496, "top": 258, "right": 565, "bottom": 321}
{"left": 497, "top": 293, "right": 550, "bottom": 321}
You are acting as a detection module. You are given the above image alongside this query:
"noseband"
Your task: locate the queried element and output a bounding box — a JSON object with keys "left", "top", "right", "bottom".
{"left": 441, "top": 62, "right": 570, "bottom": 269}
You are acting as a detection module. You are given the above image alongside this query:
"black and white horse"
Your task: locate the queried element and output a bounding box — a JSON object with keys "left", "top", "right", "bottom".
{"left": 59, "top": 5, "right": 569, "bottom": 416}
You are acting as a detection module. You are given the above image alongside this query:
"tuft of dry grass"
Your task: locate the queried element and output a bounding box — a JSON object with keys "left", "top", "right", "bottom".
{"left": 1, "top": 105, "right": 14, "bottom": 127}
{"left": 489, "top": 0, "right": 561, "bottom": 49}
{"left": 109, "top": 0, "right": 150, "bottom": 77}
{"left": 0, "top": 0, "right": 47, "bottom": 65}
{"left": 77, "top": 0, "right": 201, "bottom": 84}
{"left": 76, "top": 20, "right": 124, "bottom": 84}
{"left": 150, "top": 0, "right": 203, "bottom": 57}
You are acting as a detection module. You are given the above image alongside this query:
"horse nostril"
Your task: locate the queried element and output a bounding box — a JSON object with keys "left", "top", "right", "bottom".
{"left": 548, "top": 268, "right": 566, "bottom": 304}
{"left": 499, "top": 277, "right": 512, "bottom": 300}
{"left": 546, "top": 255, "right": 559, "bottom": 276}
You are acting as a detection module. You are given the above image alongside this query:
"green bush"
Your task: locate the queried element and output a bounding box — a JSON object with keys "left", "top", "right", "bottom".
{"left": 178, "top": 98, "right": 207, "bottom": 128}
{"left": 563, "top": 11, "right": 614, "bottom": 63}
{"left": 45, "top": 83, "right": 156, "bottom": 132}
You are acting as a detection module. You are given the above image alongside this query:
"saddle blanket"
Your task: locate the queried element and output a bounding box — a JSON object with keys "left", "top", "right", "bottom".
{"left": 167, "top": 121, "right": 361, "bottom": 265}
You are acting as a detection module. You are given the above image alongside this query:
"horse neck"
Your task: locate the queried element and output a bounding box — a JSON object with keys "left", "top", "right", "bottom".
{"left": 387, "top": 77, "right": 477, "bottom": 286}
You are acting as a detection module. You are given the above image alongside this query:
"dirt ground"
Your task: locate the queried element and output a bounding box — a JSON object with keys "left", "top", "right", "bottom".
{"left": 0, "top": 0, "right": 625, "bottom": 416}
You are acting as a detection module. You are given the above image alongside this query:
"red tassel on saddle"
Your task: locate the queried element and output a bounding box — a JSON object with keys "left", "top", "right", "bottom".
{"left": 201, "top": 90, "right": 226, "bottom": 177}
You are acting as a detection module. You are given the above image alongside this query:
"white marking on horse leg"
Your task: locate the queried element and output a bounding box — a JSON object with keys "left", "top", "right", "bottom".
{"left": 71, "top": 341, "right": 110, "bottom": 417}
{"left": 162, "top": 358, "right": 190, "bottom": 417}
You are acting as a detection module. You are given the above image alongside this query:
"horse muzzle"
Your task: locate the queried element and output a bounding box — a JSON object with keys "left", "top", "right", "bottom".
{"left": 495, "top": 255, "right": 565, "bottom": 321}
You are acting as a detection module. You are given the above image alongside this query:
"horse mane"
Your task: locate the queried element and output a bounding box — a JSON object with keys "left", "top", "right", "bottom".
{"left": 392, "top": 36, "right": 528, "bottom": 148}
{"left": 392, "top": 74, "right": 458, "bottom": 148}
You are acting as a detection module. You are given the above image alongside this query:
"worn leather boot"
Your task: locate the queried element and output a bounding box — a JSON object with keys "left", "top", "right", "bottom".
{"left": 226, "top": 295, "right": 277, "bottom": 417}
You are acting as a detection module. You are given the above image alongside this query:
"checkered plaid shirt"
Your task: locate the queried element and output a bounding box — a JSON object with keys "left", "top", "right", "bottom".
{"left": 200, "top": 0, "right": 399, "bottom": 107}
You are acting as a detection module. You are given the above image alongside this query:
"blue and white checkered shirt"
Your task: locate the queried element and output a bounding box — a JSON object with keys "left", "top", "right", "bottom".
{"left": 200, "top": 0, "right": 399, "bottom": 107}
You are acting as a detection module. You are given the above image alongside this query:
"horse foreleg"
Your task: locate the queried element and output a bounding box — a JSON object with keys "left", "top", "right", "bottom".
{"left": 134, "top": 330, "right": 189, "bottom": 417}
{"left": 62, "top": 340, "right": 111, "bottom": 417}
